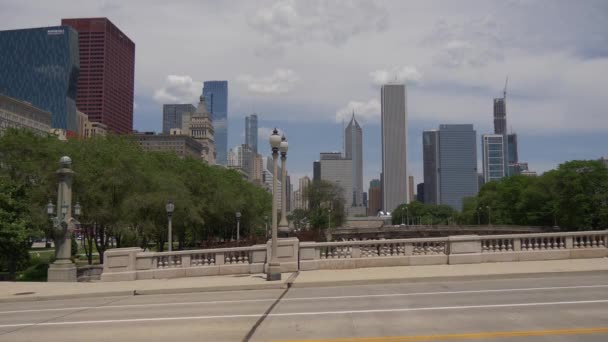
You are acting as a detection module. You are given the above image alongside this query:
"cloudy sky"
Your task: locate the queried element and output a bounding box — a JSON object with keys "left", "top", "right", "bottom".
{"left": 2, "top": 0, "right": 607, "bottom": 189}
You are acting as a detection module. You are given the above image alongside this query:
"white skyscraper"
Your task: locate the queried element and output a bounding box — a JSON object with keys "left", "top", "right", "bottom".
{"left": 381, "top": 83, "right": 408, "bottom": 213}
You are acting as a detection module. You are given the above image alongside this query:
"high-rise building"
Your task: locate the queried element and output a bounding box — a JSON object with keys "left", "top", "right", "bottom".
{"left": 0, "top": 26, "right": 80, "bottom": 132}
{"left": 285, "top": 174, "right": 293, "bottom": 212}
{"left": 507, "top": 133, "right": 519, "bottom": 175}
{"left": 320, "top": 152, "right": 353, "bottom": 208}
{"left": 0, "top": 93, "right": 52, "bottom": 136}
{"left": 61, "top": 18, "right": 135, "bottom": 134}
{"left": 424, "top": 125, "right": 478, "bottom": 210}
{"left": 345, "top": 113, "right": 363, "bottom": 207}
{"left": 408, "top": 176, "right": 415, "bottom": 203}
{"left": 362, "top": 192, "right": 368, "bottom": 208}
{"left": 163, "top": 104, "right": 195, "bottom": 134}
{"left": 367, "top": 179, "right": 382, "bottom": 216}
{"left": 482, "top": 134, "right": 506, "bottom": 183}
{"left": 202, "top": 81, "right": 228, "bottom": 165}
{"left": 245, "top": 114, "right": 258, "bottom": 153}
{"left": 183, "top": 96, "right": 215, "bottom": 164}
{"left": 298, "top": 176, "right": 311, "bottom": 210}
{"left": 133, "top": 132, "right": 203, "bottom": 159}
{"left": 381, "top": 83, "right": 408, "bottom": 212}
{"left": 416, "top": 183, "right": 424, "bottom": 202}
{"left": 438, "top": 124, "right": 478, "bottom": 210}
{"left": 313, "top": 161, "right": 321, "bottom": 182}
{"left": 262, "top": 168, "right": 282, "bottom": 208}
{"left": 422, "top": 130, "right": 440, "bottom": 205}
{"left": 493, "top": 98, "right": 506, "bottom": 135}
{"left": 478, "top": 173, "right": 485, "bottom": 192}
{"left": 251, "top": 153, "right": 264, "bottom": 185}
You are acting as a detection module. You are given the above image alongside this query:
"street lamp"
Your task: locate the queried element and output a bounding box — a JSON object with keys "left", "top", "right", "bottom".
{"left": 267, "top": 128, "right": 282, "bottom": 281}
{"left": 166, "top": 201, "right": 174, "bottom": 252}
{"left": 47, "top": 156, "right": 80, "bottom": 282}
{"left": 278, "top": 135, "right": 289, "bottom": 237}
{"left": 487, "top": 205, "right": 492, "bottom": 226}
{"left": 235, "top": 211, "right": 241, "bottom": 242}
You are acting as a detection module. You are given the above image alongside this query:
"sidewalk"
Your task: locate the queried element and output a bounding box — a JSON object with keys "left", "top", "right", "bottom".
{"left": 1, "top": 258, "right": 608, "bottom": 302}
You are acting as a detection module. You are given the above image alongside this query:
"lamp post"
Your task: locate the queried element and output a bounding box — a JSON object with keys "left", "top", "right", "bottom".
{"left": 47, "top": 156, "right": 80, "bottom": 282}
{"left": 487, "top": 205, "right": 492, "bottom": 226}
{"left": 267, "top": 128, "right": 282, "bottom": 281}
{"left": 166, "top": 201, "right": 174, "bottom": 252}
{"left": 235, "top": 211, "right": 241, "bottom": 242}
{"left": 278, "top": 135, "right": 289, "bottom": 237}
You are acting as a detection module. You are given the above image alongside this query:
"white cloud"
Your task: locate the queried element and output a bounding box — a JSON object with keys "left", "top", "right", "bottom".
{"left": 335, "top": 99, "right": 380, "bottom": 124}
{"left": 424, "top": 16, "right": 504, "bottom": 68}
{"left": 237, "top": 69, "right": 300, "bottom": 94}
{"left": 249, "top": 0, "right": 389, "bottom": 48}
{"left": 369, "top": 66, "right": 422, "bottom": 86}
{"left": 153, "top": 75, "right": 202, "bottom": 103}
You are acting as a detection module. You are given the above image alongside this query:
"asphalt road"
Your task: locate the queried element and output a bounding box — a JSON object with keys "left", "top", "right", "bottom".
{"left": 1, "top": 273, "right": 608, "bottom": 341}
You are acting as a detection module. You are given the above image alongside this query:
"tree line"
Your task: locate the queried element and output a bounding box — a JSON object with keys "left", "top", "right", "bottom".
{"left": 0, "top": 129, "right": 272, "bottom": 277}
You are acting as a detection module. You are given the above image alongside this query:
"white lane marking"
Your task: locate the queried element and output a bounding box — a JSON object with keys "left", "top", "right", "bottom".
{"left": 2, "top": 284, "right": 608, "bottom": 315}
{"left": 1, "top": 299, "right": 608, "bottom": 328}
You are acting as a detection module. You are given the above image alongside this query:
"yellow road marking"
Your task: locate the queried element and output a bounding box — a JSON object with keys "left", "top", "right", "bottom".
{"left": 274, "top": 327, "right": 608, "bottom": 342}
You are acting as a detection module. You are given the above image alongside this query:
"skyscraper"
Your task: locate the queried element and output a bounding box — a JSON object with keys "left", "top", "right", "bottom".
{"left": 320, "top": 152, "right": 353, "bottom": 208}
{"left": 61, "top": 18, "right": 135, "bottom": 134}
{"left": 202, "top": 81, "right": 228, "bottom": 165}
{"left": 345, "top": 113, "right": 363, "bottom": 207}
{"left": 381, "top": 83, "right": 408, "bottom": 212}
{"left": 482, "top": 134, "right": 506, "bottom": 183}
{"left": 163, "top": 104, "right": 195, "bottom": 134}
{"left": 313, "top": 161, "right": 321, "bottom": 183}
{"left": 368, "top": 179, "right": 382, "bottom": 216}
{"left": 493, "top": 98, "right": 506, "bottom": 135}
{"left": 438, "top": 124, "right": 478, "bottom": 210}
{"left": 298, "top": 176, "right": 311, "bottom": 210}
{"left": 184, "top": 96, "right": 215, "bottom": 164}
{"left": 422, "top": 130, "right": 440, "bottom": 205}
{"left": 0, "top": 26, "right": 80, "bottom": 132}
{"left": 424, "top": 125, "right": 478, "bottom": 210}
{"left": 507, "top": 133, "right": 519, "bottom": 175}
{"left": 408, "top": 176, "right": 415, "bottom": 203}
{"left": 245, "top": 114, "right": 258, "bottom": 153}
{"left": 416, "top": 183, "right": 424, "bottom": 202}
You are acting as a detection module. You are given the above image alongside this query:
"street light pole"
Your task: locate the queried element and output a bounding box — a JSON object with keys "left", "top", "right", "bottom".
{"left": 267, "top": 128, "right": 282, "bottom": 281}
{"left": 166, "top": 201, "right": 174, "bottom": 252}
{"left": 235, "top": 211, "right": 241, "bottom": 242}
{"left": 278, "top": 135, "right": 289, "bottom": 237}
{"left": 47, "top": 156, "right": 80, "bottom": 282}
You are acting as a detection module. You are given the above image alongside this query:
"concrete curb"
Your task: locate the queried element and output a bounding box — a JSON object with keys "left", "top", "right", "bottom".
{"left": 2, "top": 269, "right": 607, "bottom": 303}
{"left": 290, "top": 270, "right": 608, "bottom": 289}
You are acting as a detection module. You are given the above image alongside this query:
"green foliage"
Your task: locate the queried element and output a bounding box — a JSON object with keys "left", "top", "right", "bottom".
{"left": 0, "top": 129, "right": 272, "bottom": 270}
{"left": 303, "top": 180, "right": 346, "bottom": 230}
{"left": 461, "top": 160, "right": 608, "bottom": 230}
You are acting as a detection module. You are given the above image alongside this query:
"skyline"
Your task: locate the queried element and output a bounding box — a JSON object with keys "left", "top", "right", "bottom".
{"left": 1, "top": 0, "right": 607, "bottom": 188}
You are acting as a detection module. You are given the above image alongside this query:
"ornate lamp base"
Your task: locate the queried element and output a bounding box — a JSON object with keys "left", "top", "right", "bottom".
{"left": 48, "top": 260, "right": 77, "bottom": 282}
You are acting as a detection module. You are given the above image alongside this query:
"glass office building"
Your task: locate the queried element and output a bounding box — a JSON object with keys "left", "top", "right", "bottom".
{"left": 162, "top": 104, "right": 195, "bottom": 134}
{"left": 0, "top": 26, "right": 80, "bottom": 132}
{"left": 202, "top": 81, "right": 228, "bottom": 165}
{"left": 482, "top": 134, "right": 506, "bottom": 183}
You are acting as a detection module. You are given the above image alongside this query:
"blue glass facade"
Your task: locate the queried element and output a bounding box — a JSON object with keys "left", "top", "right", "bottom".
{"left": 438, "top": 124, "right": 478, "bottom": 211}
{"left": 202, "top": 81, "right": 228, "bottom": 165}
{"left": 0, "top": 26, "right": 80, "bottom": 132}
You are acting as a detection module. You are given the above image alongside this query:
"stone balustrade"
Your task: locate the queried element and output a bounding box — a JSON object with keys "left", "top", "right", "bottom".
{"left": 101, "top": 230, "right": 608, "bottom": 281}
{"left": 101, "top": 245, "right": 267, "bottom": 281}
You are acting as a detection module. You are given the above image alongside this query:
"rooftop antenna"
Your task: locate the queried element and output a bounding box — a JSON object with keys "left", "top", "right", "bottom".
{"left": 503, "top": 76, "right": 509, "bottom": 101}
{"left": 342, "top": 116, "right": 346, "bottom": 158}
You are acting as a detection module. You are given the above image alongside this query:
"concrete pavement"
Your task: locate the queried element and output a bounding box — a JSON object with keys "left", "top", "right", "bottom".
{"left": 1, "top": 273, "right": 608, "bottom": 341}
{"left": 2, "top": 258, "right": 608, "bottom": 303}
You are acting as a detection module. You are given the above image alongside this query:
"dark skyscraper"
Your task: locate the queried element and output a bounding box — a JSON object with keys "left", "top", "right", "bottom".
{"left": 345, "top": 113, "right": 363, "bottom": 207}
{"left": 162, "top": 104, "right": 195, "bottom": 134}
{"left": 245, "top": 114, "right": 258, "bottom": 153}
{"left": 313, "top": 161, "right": 321, "bottom": 182}
{"left": 416, "top": 183, "right": 424, "bottom": 203}
{"left": 493, "top": 98, "right": 506, "bottom": 135}
{"left": 368, "top": 179, "right": 382, "bottom": 216}
{"left": 423, "top": 130, "right": 440, "bottom": 205}
{"left": 0, "top": 26, "right": 79, "bottom": 132}
{"left": 62, "top": 18, "right": 135, "bottom": 134}
{"left": 423, "top": 125, "right": 478, "bottom": 211}
{"left": 202, "top": 81, "right": 228, "bottom": 165}
{"left": 507, "top": 133, "right": 519, "bottom": 175}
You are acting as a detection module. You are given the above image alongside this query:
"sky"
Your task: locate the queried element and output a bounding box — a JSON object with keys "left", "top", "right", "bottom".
{"left": 1, "top": 0, "right": 607, "bottom": 190}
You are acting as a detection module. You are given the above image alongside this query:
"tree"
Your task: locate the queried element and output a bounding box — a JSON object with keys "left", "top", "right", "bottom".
{"left": 304, "top": 180, "right": 345, "bottom": 231}
{"left": 0, "top": 176, "right": 40, "bottom": 279}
